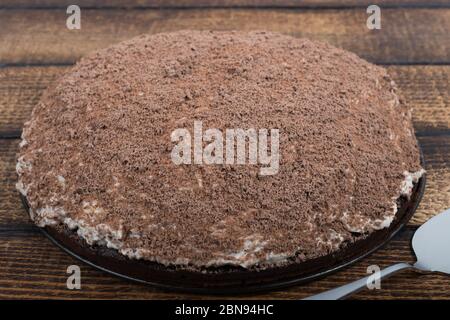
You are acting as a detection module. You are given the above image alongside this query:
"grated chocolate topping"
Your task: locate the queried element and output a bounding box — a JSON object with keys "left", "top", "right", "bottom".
{"left": 17, "top": 31, "right": 423, "bottom": 269}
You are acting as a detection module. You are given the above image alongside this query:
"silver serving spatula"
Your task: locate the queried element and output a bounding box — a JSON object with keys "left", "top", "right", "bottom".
{"left": 304, "top": 208, "right": 450, "bottom": 300}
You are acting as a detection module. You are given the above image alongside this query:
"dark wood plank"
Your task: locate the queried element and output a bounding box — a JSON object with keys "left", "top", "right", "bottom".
{"left": 0, "top": 66, "right": 62, "bottom": 135}
{"left": 1, "top": 0, "right": 449, "bottom": 9}
{"left": 0, "top": 139, "right": 31, "bottom": 229}
{"left": 387, "top": 66, "right": 450, "bottom": 131}
{"left": 0, "top": 9, "right": 449, "bottom": 64}
{"left": 0, "top": 226, "right": 449, "bottom": 299}
{"left": 1, "top": 66, "right": 449, "bottom": 134}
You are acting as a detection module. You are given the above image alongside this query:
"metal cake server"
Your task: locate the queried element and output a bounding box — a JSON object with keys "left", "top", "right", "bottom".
{"left": 304, "top": 208, "right": 450, "bottom": 300}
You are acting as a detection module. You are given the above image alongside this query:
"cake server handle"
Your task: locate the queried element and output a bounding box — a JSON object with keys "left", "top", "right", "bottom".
{"left": 303, "top": 262, "right": 414, "bottom": 300}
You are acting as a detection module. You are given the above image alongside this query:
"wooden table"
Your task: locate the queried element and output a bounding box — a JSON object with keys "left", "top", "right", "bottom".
{"left": 0, "top": 0, "right": 449, "bottom": 299}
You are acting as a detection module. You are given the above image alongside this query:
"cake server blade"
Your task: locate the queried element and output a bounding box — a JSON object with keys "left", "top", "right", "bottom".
{"left": 304, "top": 208, "right": 450, "bottom": 300}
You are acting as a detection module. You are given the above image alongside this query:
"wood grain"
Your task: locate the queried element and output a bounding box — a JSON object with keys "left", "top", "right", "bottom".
{"left": 1, "top": 227, "right": 449, "bottom": 299}
{"left": 0, "top": 9, "right": 449, "bottom": 65}
{"left": 1, "top": 0, "right": 449, "bottom": 9}
{"left": 1, "top": 65, "right": 449, "bottom": 134}
{"left": 0, "top": 66, "right": 62, "bottom": 135}
{"left": 387, "top": 66, "right": 450, "bottom": 130}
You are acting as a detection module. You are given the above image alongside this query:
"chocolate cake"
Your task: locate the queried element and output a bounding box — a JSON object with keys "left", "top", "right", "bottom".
{"left": 16, "top": 31, "right": 424, "bottom": 270}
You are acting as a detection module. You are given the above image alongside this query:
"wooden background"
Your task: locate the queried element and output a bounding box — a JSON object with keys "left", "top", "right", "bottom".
{"left": 0, "top": 0, "right": 449, "bottom": 299}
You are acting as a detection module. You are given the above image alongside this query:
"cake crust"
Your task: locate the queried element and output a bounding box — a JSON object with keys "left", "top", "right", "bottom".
{"left": 17, "top": 31, "right": 423, "bottom": 269}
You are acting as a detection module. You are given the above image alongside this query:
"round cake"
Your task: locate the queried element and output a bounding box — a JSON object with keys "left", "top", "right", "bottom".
{"left": 16, "top": 31, "right": 424, "bottom": 270}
